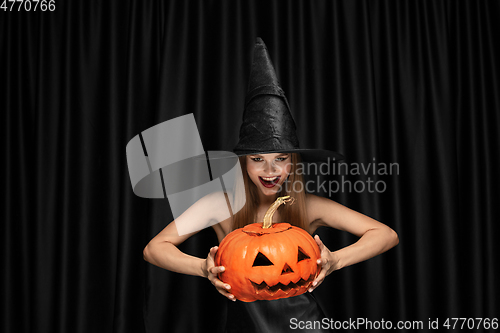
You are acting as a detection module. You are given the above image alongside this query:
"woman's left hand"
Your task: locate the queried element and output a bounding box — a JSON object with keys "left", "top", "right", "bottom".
{"left": 309, "top": 235, "right": 339, "bottom": 292}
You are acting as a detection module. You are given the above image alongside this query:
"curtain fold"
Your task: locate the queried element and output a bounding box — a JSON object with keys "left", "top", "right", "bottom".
{"left": 1, "top": 1, "right": 499, "bottom": 332}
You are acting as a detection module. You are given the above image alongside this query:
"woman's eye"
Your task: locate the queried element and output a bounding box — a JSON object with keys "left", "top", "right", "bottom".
{"left": 251, "top": 157, "right": 263, "bottom": 162}
{"left": 276, "top": 157, "right": 288, "bottom": 162}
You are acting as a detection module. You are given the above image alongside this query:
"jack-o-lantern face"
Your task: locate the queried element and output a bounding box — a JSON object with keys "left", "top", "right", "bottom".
{"left": 249, "top": 245, "right": 317, "bottom": 295}
{"left": 215, "top": 221, "right": 321, "bottom": 302}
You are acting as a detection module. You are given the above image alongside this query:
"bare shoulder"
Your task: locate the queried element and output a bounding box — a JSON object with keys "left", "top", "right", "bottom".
{"left": 151, "top": 191, "right": 232, "bottom": 246}
{"left": 305, "top": 192, "right": 331, "bottom": 206}
{"left": 194, "top": 191, "right": 232, "bottom": 221}
{"left": 305, "top": 193, "right": 340, "bottom": 221}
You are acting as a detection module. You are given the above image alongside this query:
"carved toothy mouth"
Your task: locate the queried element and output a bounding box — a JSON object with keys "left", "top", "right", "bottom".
{"left": 249, "top": 273, "right": 316, "bottom": 296}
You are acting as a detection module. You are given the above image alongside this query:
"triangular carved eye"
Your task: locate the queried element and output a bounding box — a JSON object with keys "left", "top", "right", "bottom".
{"left": 297, "top": 246, "right": 310, "bottom": 262}
{"left": 253, "top": 252, "right": 274, "bottom": 266}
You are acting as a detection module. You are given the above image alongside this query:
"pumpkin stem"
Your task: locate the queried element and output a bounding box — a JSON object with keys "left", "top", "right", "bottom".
{"left": 262, "top": 196, "right": 296, "bottom": 229}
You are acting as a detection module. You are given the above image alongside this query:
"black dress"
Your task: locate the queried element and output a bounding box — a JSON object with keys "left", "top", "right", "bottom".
{"left": 224, "top": 292, "right": 332, "bottom": 333}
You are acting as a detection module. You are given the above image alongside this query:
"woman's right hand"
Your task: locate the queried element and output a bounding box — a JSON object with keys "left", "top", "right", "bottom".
{"left": 203, "top": 246, "right": 236, "bottom": 301}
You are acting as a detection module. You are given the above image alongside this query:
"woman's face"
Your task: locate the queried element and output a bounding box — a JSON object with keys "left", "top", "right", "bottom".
{"left": 246, "top": 153, "right": 292, "bottom": 197}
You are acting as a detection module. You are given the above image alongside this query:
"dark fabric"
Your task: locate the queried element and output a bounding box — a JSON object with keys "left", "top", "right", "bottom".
{"left": 225, "top": 293, "right": 330, "bottom": 333}
{"left": 1, "top": 1, "right": 500, "bottom": 333}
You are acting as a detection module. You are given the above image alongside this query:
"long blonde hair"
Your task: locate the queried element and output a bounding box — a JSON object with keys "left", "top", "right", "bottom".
{"left": 231, "top": 153, "right": 309, "bottom": 232}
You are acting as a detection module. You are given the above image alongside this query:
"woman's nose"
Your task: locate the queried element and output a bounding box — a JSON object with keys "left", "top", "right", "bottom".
{"left": 263, "top": 161, "right": 277, "bottom": 174}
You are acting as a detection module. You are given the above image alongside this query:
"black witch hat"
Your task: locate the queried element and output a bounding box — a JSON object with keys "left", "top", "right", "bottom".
{"left": 233, "top": 38, "right": 343, "bottom": 162}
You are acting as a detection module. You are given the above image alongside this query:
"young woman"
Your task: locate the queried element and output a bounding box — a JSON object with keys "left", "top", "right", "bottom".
{"left": 143, "top": 38, "right": 399, "bottom": 332}
{"left": 143, "top": 152, "right": 398, "bottom": 331}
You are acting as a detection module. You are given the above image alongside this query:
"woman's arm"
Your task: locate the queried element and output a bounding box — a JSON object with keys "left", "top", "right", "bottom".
{"left": 143, "top": 192, "right": 236, "bottom": 300}
{"left": 143, "top": 222, "right": 207, "bottom": 277}
{"left": 144, "top": 191, "right": 227, "bottom": 275}
{"left": 306, "top": 194, "right": 399, "bottom": 290}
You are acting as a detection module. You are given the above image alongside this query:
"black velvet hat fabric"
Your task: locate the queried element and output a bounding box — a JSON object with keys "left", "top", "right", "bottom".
{"left": 233, "top": 38, "right": 343, "bottom": 162}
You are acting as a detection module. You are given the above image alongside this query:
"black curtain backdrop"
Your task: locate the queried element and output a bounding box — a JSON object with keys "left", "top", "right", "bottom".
{"left": 2, "top": 1, "right": 499, "bottom": 332}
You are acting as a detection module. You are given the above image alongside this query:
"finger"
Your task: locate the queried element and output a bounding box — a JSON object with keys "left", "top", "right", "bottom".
{"left": 314, "top": 235, "right": 324, "bottom": 250}
{"left": 310, "top": 269, "right": 327, "bottom": 290}
{"left": 206, "top": 247, "right": 219, "bottom": 266}
{"left": 208, "top": 265, "right": 225, "bottom": 275}
{"left": 317, "top": 257, "right": 328, "bottom": 266}
{"left": 213, "top": 281, "right": 235, "bottom": 301}
{"left": 217, "top": 288, "right": 236, "bottom": 301}
{"left": 308, "top": 278, "right": 324, "bottom": 292}
{"left": 309, "top": 269, "right": 326, "bottom": 292}
{"left": 208, "top": 246, "right": 219, "bottom": 257}
{"left": 211, "top": 278, "right": 231, "bottom": 291}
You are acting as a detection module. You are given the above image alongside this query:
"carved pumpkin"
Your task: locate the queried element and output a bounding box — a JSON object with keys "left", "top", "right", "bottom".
{"left": 215, "top": 196, "right": 321, "bottom": 302}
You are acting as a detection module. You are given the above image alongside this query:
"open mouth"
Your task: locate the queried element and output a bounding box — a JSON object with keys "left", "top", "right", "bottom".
{"left": 258, "top": 176, "right": 281, "bottom": 188}
{"left": 249, "top": 273, "right": 315, "bottom": 296}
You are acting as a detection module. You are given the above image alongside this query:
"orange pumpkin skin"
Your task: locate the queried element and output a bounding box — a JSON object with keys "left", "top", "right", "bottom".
{"left": 215, "top": 222, "right": 321, "bottom": 302}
